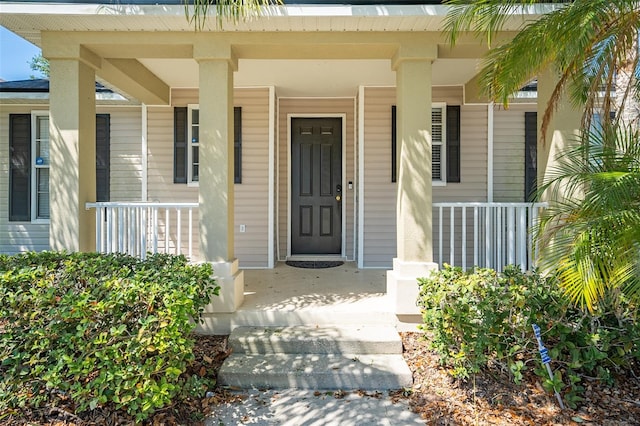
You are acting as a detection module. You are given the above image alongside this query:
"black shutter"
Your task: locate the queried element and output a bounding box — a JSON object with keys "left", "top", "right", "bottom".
{"left": 234, "top": 106, "right": 242, "bottom": 184}
{"left": 391, "top": 105, "right": 397, "bottom": 183}
{"left": 96, "top": 114, "right": 110, "bottom": 202}
{"left": 9, "top": 114, "right": 31, "bottom": 221}
{"left": 524, "top": 112, "right": 538, "bottom": 202}
{"left": 446, "top": 105, "right": 461, "bottom": 183}
{"left": 174, "top": 107, "right": 188, "bottom": 183}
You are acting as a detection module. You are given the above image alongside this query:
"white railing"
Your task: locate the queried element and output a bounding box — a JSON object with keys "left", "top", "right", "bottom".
{"left": 85, "top": 202, "right": 198, "bottom": 259}
{"left": 433, "top": 202, "right": 547, "bottom": 272}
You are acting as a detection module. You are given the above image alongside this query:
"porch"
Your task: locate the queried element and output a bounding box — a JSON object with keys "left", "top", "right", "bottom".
{"left": 85, "top": 200, "right": 546, "bottom": 333}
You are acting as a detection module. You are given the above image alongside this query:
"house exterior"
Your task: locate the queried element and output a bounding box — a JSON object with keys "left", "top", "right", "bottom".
{"left": 0, "top": 1, "right": 581, "bottom": 315}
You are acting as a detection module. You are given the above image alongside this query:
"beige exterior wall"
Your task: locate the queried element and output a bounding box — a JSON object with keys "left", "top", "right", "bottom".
{"left": 146, "top": 87, "right": 271, "bottom": 268}
{"left": 493, "top": 103, "right": 536, "bottom": 202}
{"left": 0, "top": 104, "right": 141, "bottom": 254}
{"left": 277, "top": 97, "right": 356, "bottom": 261}
{"left": 360, "top": 86, "right": 489, "bottom": 268}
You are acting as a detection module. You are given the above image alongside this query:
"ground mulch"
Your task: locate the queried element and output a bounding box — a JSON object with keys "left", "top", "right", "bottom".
{"left": 3, "top": 332, "right": 639, "bottom": 425}
{"left": 400, "top": 332, "right": 640, "bottom": 426}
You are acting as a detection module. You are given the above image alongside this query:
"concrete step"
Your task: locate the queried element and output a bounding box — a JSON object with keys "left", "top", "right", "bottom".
{"left": 198, "top": 309, "right": 397, "bottom": 335}
{"left": 229, "top": 326, "right": 403, "bottom": 355}
{"left": 218, "top": 353, "right": 413, "bottom": 390}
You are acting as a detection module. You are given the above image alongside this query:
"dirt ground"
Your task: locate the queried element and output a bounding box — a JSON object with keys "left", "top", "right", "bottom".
{"left": 3, "top": 333, "right": 640, "bottom": 425}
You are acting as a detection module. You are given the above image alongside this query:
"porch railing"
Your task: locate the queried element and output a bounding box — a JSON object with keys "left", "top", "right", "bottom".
{"left": 86, "top": 201, "right": 546, "bottom": 271}
{"left": 85, "top": 202, "right": 198, "bottom": 259}
{"left": 433, "top": 202, "right": 547, "bottom": 272}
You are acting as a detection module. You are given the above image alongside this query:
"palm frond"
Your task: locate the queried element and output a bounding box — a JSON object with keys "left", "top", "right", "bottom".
{"left": 185, "top": 0, "right": 279, "bottom": 30}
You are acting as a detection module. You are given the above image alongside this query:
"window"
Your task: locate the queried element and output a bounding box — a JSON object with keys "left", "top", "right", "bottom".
{"left": 175, "top": 105, "right": 242, "bottom": 184}
{"left": 9, "top": 112, "right": 110, "bottom": 222}
{"left": 188, "top": 107, "right": 200, "bottom": 182}
{"left": 391, "top": 103, "right": 460, "bottom": 184}
{"left": 32, "top": 112, "right": 50, "bottom": 220}
{"left": 431, "top": 104, "right": 446, "bottom": 182}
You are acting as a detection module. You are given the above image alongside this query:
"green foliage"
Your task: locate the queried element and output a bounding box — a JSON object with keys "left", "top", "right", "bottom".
{"left": 445, "top": 0, "right": 640, "bottom": 139}
{"left": 28, "top": 53, "right": 49, "bottom": 78}
{"left": 0, "top": 251, "right": 219, "bottom": 421}
{"left": 418, "top": 265, "right": 639, "bottom": 407}
{"left": 537, "top": 123, "right": 640, "bottom": 311}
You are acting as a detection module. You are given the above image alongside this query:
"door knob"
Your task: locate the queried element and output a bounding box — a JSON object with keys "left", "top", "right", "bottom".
{"left": 336, "top": 195, "right": 341, "bottom": 202}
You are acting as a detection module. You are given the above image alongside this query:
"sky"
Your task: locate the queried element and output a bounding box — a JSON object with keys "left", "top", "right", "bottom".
{"left": 0, "top": 25, "right": 42, "bottom": 81}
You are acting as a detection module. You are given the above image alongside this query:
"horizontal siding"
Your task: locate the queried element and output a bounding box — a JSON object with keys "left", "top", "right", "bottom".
{"left": 101, "top": 106, "right": 143, "bottom": 201}
{"left": 148, "top": 88, "right": 271, "bottom": 267}
{"left": 0, "top": 105, "right": 144, "bottom": 254}
{"left": 361, "top": 87, "right": 396, "bottom": 268}
{"left": 493, "top": 104, "right": 534, "bottom": 202}
{"left": 277, "top": 97, "right": 355, "bottom": 261}
{"left": 361, "top": 87, "right": 488, "bottom": 268}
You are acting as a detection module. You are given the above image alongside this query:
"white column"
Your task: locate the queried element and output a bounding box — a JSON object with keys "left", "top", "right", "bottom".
{"left": 387, "top": 50, "right": 439, "bottom": 315}
{"left": 196, "top": 45, "right": 244, "bottom": 313}
{"left": 48, "top": 53, "right": 98, "bottom": 252}
{"left": 537, "top": 69, "right": 582, "bottom": 202}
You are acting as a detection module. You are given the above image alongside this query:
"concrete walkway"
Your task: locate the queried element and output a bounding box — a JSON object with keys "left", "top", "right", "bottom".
{"left": 205, "top": 389, "right": 425, "bottom": 426}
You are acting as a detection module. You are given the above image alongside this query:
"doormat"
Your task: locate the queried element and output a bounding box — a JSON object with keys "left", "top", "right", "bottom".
{"left": 285, "top": 260, "right": 344, "bottom": 269}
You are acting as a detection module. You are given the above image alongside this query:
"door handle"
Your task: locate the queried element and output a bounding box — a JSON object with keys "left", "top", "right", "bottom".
{"left": 336, "top": 195, "right": 341, "bottom": 202}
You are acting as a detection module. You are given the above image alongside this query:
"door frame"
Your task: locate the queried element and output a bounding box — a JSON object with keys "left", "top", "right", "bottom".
{"left": 287, "top": 113, "right": 347, "bottom": 259}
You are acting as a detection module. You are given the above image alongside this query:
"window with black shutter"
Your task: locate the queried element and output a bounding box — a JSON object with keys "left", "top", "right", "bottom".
{"left": 391, "top": 104, "right": 459, "bottom": 183}
{"left": 175, "top": 106, "right": 242, "bottom": 184}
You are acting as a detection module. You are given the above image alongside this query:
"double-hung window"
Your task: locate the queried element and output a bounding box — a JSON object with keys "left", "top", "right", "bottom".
{"left": 184, "top": 104, "right": 241, "bottom": 185}
{"left": 32, "top": 112, "right": 50, "bottom": 220}
{"left": 9, "top": 112, "right": 110, "bottom": 222}
{"left": 391, "top": 102, "right": 459, "bottom": 184}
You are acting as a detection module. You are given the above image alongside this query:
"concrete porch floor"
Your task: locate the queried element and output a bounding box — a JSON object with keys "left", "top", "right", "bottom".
{"left": 198, "top": 262, "right": 423, "bottom": 335}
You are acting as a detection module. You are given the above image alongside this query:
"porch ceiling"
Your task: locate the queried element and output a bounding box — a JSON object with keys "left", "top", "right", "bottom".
{"left": 139, "top": 58, "right": 479, "bottom": 97}
{"left": 0, "top": 1, "right": 551, "bottom": 100}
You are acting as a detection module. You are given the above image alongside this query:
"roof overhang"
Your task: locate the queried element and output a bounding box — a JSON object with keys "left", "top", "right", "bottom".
{"left": 1, "top": 2, "right": 555, "bottom": 101}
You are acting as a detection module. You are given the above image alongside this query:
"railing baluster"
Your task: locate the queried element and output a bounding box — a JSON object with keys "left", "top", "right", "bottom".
{"left": 165, "top": 209, "right": 170, "bottom": 254}
{"left": 473, "top": 206, "right": 478, "bottom": 268}
{"left": 462, "top": 206, "right": 467, "bottom": 270}
{"left": 449, "top": 206, "right": 455, "bottom": 266}
{"left": 507, "top": 206, "right": 515, "bottom": 266}
{"left": 188, "top": 208, "right": 193, "bottom": 259}
{"left": 519, "top": 207, "right": 527, "bottom": 271}
{"left": 176, "top": 208, "right": 182, "bottom": 255}
{"left": 438, "top": 206, "right": 443, "bottom": 268}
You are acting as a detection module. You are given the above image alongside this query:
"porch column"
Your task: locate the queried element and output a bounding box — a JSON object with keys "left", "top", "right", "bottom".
{"left": 46, "top": 45, "right": 100, "bottom": 252}
{"left": 387, "top": 45, "right": 439, "bottom": 315}
{"left": 195, "top": 42, "right": 244, "bottom": 313}
{"left": 537, "top": 69, "right": 582, "bottom": 201}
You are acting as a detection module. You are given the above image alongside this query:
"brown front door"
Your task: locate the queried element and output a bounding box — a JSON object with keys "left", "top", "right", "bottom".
{"left": 291, "top": 117, "right": 342, "bottom": 255}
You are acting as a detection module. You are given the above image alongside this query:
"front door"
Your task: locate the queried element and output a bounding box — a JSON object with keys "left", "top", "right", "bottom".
{"left": 291, "top": 117, "right": 342, "bottom": 255}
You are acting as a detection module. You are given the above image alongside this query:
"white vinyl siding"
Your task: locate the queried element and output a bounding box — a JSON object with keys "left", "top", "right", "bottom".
{"left": 105, "top": 107, "right": 143, "bottom": 202}
{"left": 493, "top": 104, "right": 534, "bottom": 202}
{"left": 277, "top": 97, "right": 356, "bottom": 261}
{"left": 146, "top": 88, "right": 271, "bottom": 267}
{"left": 360, "top": 86, "right": 488, "bottom": 268}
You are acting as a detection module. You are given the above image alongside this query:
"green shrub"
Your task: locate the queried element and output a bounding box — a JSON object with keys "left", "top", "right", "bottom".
{"left": 417, "top": 265, "right": 639, "bottom": 408}
{"left": 0, "top": 251, "right": 219, "bottom": 421}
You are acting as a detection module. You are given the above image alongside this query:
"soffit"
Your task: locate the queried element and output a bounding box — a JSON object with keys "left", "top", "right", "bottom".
{"left": 0, "top": 3, "right": 552, "bottom": 46}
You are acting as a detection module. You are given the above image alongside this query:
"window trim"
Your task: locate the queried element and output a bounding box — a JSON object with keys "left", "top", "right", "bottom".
{"left": 187, "top": 104, "right": 199, "bottom": 186}
{"left": 31, "top": 110, "right": 50, "bottom": 223}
